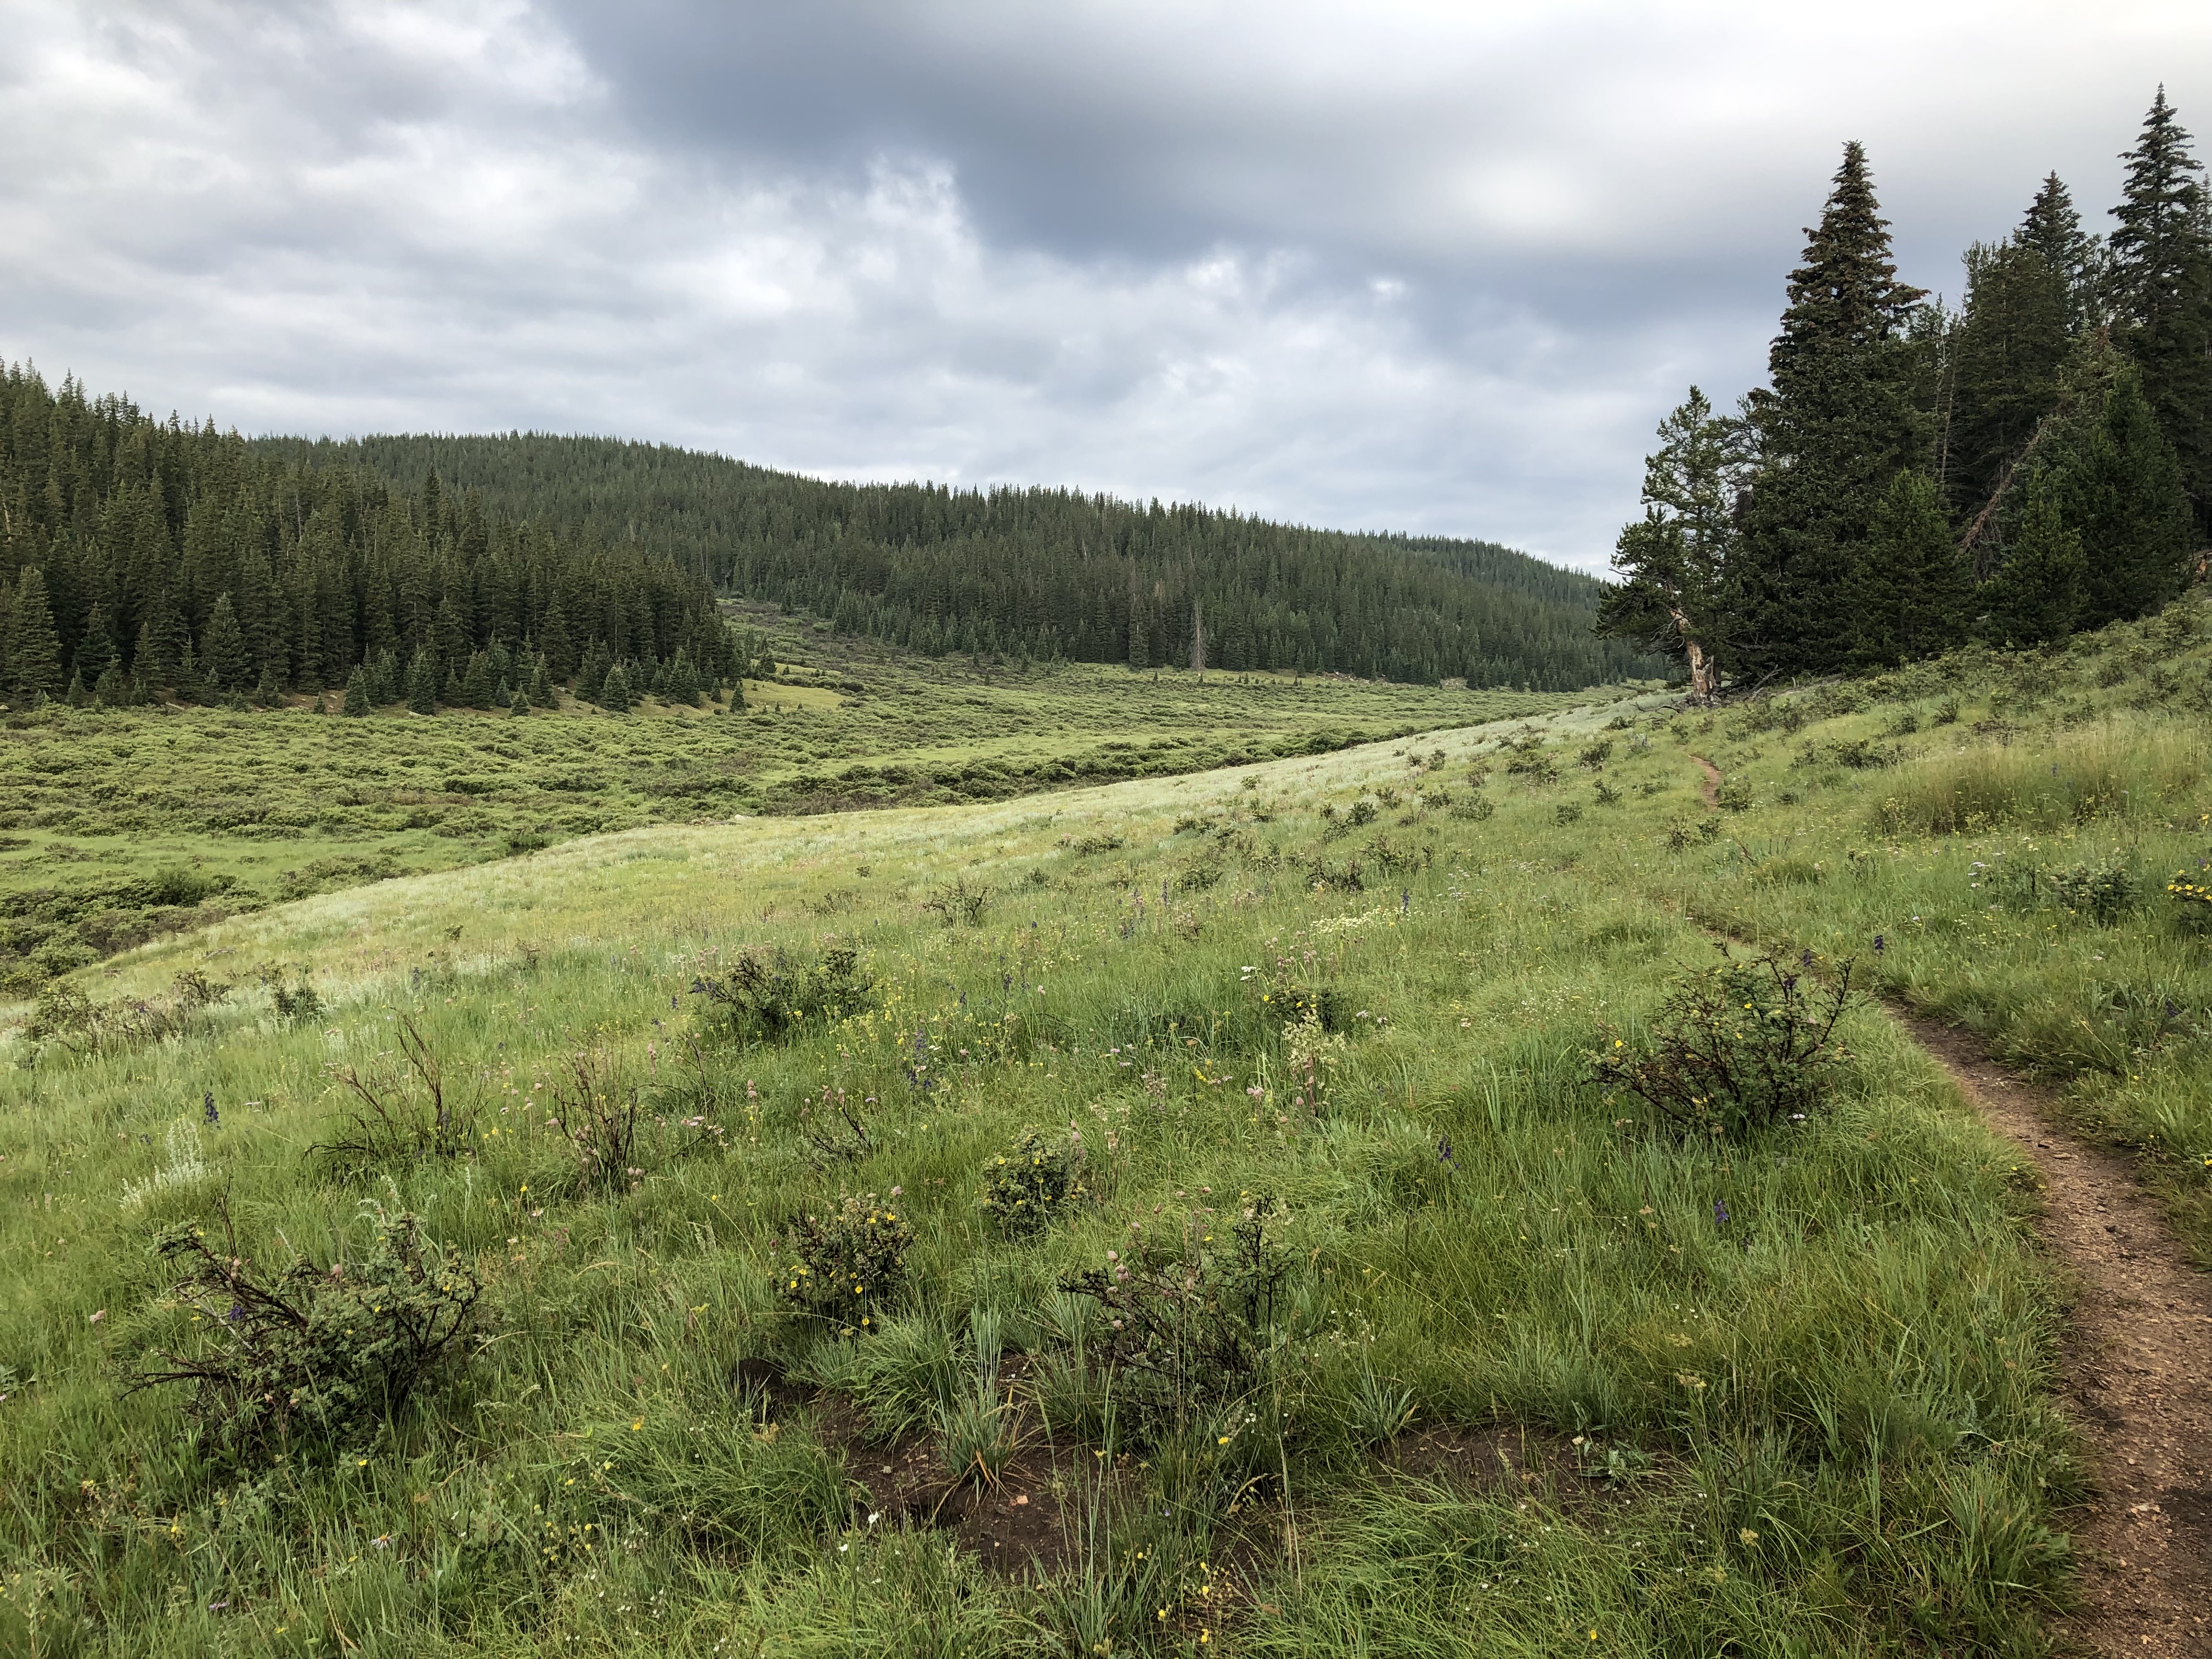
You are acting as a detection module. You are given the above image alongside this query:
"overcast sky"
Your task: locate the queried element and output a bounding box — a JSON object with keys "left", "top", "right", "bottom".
{"left": 3, "top": 2, "right": 2207, "bottom": 571}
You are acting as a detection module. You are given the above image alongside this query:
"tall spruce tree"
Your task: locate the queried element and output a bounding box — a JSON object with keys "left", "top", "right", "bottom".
{"left": 2107, "top": 88, "right": 2212, "bottom": 524}
{"left": 201, "top": 594, "right": 252, "bottom": 693}
{"left": 1850, "top": 469, "right": 1971, "bottom": 665}
{"left": 7, "top": 567, "right": 64, "bottom": 697}
{"left": 1595, "top": 387, "right": 1740, "bottom": 698}
{"left": 1980, "top": 470, "right": 2083, "bottom": 646}
{"left": 2051, "top": 362, "right": 2197, "bottom": 627}
{"left": 1945, "top": 235, "right": 2073, "bottom": 518}
{"left": 2018, "top": 173, "right": 2102, "bottom": 333}
{"left": 1736, "top": 142, "right": 1930, "bottom": 678}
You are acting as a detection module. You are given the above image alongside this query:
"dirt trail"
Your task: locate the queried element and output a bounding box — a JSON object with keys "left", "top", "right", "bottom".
{"left": 1692, "top": 753, "right": 1722, "bottom": 809}
{"left": 1902, "top": 1017, "right": 2212, "bottom": 1657}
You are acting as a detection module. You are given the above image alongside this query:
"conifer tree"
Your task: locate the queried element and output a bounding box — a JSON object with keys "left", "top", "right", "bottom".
{"left": 343, "top": 669, "right": 371, "bottom": 716}
{"left": 404, "top": 647, "right": 438, "bottom": 715}
{"left": 599, "top": 663, "right": 633, "bottom": 713}
{"left": 575, "top": 640, "right": 611, "bottom": 703}
{"left": 93, "top": 663, "right": 130, "bottom": 707}
{"left": 527, "top": 656, "right": 554, "bottom": 707}
{"left": 460, "top": 650, "right": 496, "bottom": 709}
{"left": 2018, "top": 173, "right": 2102, "bottom": 333}
{"left": 1851, "top": 470, "right": 1970, "bottom": 665}
{"left": 1736, "top": 143, "right": 1931, "bottom": 678}
{"left": 1595, "top": 387, "right": 1740, "bottom": 698}
{"left": 2107, "top": 88, "right": 2212, "bottom": 521}
{"left": 74, "top": 603, "right": 118, "bottom": 685}
{"left": 1980, "top": 472, "right": 2083, "bottom": 646}
{"left": 369, "top": 649, "right": 400, "bottom": 704}
{"left": 201, "top": 595, "right": 252, "bottom": 692}
{"left": 139, "top": 586, "right": 188, "bottom": 685}
{"left": 2052, "top": 363, "right": 2197, "bottom": 627}
{"left": 509, "top": 685, "right": 531, "bottom": 716}
{"left": 64, "top": 669, "right": 89, "bottom": 707}
{"left": 1946, "top": 235, "right": 2073, "bottom": 516}
{"left": 7, "top": 567, "right": 64, "bottom": 697}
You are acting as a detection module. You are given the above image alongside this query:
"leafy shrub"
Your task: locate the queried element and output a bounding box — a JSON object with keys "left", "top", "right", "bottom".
{"left": 131, "top": 1200, "right": 483, "bottom": 1464}
{"left": 691, "top": 945, "right": 876, "bottom": 1045}
{"left": 1714, "top": 778, "right": 1754, "bottom": 812}
{"left": 1346, "top": 798, "right": 1380, "bottom": 827}
{"left": 1555, "top": 802, "right": 1585, "bottom": 826}
{"left": 2044, "top": 862, "right": 2136, "bottom": 924}
{"left": 1057, "top": 1196, "right": 1293, "bottom": 1438}
{"left": 2169, "top": 861, "right": 2212, "bottom": 931}
{"left": 979, "top": 1128, "right": 1087, "bottom": 1238}
{"left": 1576, "top": 741, "right": 1613, "bottom": 769}
{"left": 548, "top": 1050, "right": 646, "bottom": 1192}
{"left": 774, "top": 1193, "right": 914, "bottom": 1336}
{"left": 1593, "top": 950, "right": 1859, "bottom": 1139}
{"left": 254, "top": 963, "right": 322, "bottom": 1023}
{"left": 1448, "top": 795, "right": 1494, "bottom": 821}
{"left": 1504, "top": 747, "right": 1560, "bottom": 784}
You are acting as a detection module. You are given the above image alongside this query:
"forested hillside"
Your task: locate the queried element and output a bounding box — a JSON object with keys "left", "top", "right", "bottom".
{"left": 1602, "top": 89, "right": 2211, "bottom": 693}
{"left": 254, "top": 432, "right": 1657, "bottom": 689}
{"left": 0, "top": 371, "right": 736, "bottom": 708}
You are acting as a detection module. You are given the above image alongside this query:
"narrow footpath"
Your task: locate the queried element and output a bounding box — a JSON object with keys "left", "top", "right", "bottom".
{"left": 1690, "top": 752, "right": 2212, "bottom": 1656}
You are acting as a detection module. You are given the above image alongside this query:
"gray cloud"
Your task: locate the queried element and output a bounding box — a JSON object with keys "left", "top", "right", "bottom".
{"left": 3, "top": 0, "right": 2208, "bottom": 571}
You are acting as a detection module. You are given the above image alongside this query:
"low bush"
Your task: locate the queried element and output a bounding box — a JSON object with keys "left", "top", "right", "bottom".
{"left": 691, "top": 945, "right": 877, "bottom": 1045}
{"left": 130, "top": 1200, "right": 483, "bottom": 1465}
{"left": 774, "top": 1193, "right": 914, "bottom": 1336}
{"left": 979, "top": 1128, "right": 1087, "bottom": 1238}
{"left": 1593, "top": 949, "right": 1859, "bottom": 1139}
{"left": 1058, "top": 1196, "right": 1293, "bottom": 1440}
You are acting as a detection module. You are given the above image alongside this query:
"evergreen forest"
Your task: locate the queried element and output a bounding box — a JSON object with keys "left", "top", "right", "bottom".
{"left": 1601, "top": 89, "right": 2212, "bottom": 692}
{"left": 0, "top": 375, "right": 738, "bottom": 714}
{"left": 252, "top": 432, "right": 1656, "bottom": 689}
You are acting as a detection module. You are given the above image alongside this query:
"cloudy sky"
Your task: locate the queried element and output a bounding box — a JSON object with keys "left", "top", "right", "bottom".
{"left": 3, "top": 2, "right": 2207, "bottom": 571}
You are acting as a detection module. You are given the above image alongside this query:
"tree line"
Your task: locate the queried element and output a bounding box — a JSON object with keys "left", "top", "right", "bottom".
{"left": 255, "top": 433, "right": 1662, "bottom": 691}
{"left": 0, "top": 370, "right": 738, "bottom": 709}
{"left": 1601, "top": 90, "right": 2210, "bottom": 695}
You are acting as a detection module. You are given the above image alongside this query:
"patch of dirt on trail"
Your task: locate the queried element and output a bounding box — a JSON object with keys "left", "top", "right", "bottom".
{"left": 1691, "top": 753, "right": 1722, "bottom": 809}
{"left": 1905, "top": 1015, "right": 2212, "bottom": 1658}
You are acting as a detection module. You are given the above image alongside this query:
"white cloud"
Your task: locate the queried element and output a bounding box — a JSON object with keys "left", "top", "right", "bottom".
{"left": 2, "top": 0, "right": 2208, "bottom": 571}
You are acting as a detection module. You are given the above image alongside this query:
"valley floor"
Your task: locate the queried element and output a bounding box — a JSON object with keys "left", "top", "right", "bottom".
{"left": 3, "top": 597, "right": 2210, "bottom": 1656}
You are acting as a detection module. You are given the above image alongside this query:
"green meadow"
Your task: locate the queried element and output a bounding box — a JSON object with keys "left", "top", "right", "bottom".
{"left": 2, "top": 595, "right": 2209, "bottom": 1655}
{"left": 1, "top": 618, "right": 1605, "bottom": 995}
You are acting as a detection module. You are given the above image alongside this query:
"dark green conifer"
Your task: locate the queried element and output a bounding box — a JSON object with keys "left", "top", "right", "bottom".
{"left": 575, "top": 640, "right": 611, "bottom": 703}
{"left": 509, "top": 685, "right": 531, "bottom": 715}
{"left": 255, "top": 664, "right": 284, "bottom": 707}
{"left": 2052, "top": 363, "right": 2197, "bottom": 626}
{"left": 2107, "top": 88, "right": 2212, "bottom": 521}
{"left": 460, "top": 650, "right": 496, "bottom": 708}
{"left": 139, "top": 586, "right": 188, "bottom": 685}
{"left": 343, "top": 669, "right": 371, "bottom": 716}
{"left": 1736, "top": 142, "right": 1931, "bottom": 678}
{"left": 93, "top": 663, "right": 131, "bottom": 707}
{"left": 2018, "top": 172, "right": 2101, "bottom": 332}
{"left": 1946, "top": 236, "right": 2073, "bottom": 516}
{"left": 1851, "top": 470, "right": 1970, "bottom": 666}
{"left": 1980, "top": 472, "right": 2083, "bottom": 646}
{"left": 8, "top": 567, "right": 65, "bottom": 697}
{"left": 599, "top": 663, "right": 633, "bottom": 713}
{"left": 201, "top": 594, "right": 252, "bottom": 692}
{"left": 74, "top": 602, "right": 119, "bottom": 684}
{"left": 527, "top": 656, "right": 554, "bottom": 707}
{"left": 64, "top": 669, "right": 89, "bottom": 707}
{"left": 404, "top": 647, "right": 438, "bottom": 715}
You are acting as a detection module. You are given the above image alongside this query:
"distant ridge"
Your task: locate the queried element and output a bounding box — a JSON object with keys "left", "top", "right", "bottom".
{"left": 254, "top": 432, "right": 1658, "bottom": 690}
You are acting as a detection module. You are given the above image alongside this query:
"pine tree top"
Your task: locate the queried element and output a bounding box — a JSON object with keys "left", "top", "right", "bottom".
{"left": 2108, "top": 87, "right": 2207, "bottom": 329}
{"left": 1770, "top": 142, "right": 1927, "bottom": 383}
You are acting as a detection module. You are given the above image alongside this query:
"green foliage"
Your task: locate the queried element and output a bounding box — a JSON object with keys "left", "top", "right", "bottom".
{"left": 692, "top": 945, "right": 877, "bottom": 1046}
{"left": 774, "top": 1193, "right": 915, "bottom": 1335}
{"left": 261, "top": 432, "right": 1664, "bottom": 691}
{"left": 131, "top": 1201, "right": 483, "bottom": 1465}
{"left": 977, "top": 1127, "right": 1087, "bottom": 1237}
{"left": 1594, "top": 950, "right": 1859, "bottom": 1138}
{"left": 1057, "top": 1195, "right": 1294, "bottom": 1440}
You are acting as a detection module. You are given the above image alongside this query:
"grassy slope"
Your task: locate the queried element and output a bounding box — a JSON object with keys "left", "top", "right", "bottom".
{"left": 1, "top": 619, "right": 1612, "bottom": 995}
{"left": 2, "top": 596, "right": 2205, "bottom": 1655}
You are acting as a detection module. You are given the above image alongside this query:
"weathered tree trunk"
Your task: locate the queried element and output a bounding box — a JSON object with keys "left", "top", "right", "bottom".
{"left": 1670, "top": 607, "right": 1718, "bottom": 702}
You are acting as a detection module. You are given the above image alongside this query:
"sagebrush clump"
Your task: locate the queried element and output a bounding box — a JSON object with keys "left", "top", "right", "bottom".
{"left": 131, "top": 1201, "right": 483, "bottom": 1464}
{"left": 1593, "top": 949, "right": 1858, "bottom": 1138}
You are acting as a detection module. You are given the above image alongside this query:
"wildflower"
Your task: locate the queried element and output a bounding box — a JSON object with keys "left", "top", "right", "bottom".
{"left": 203, "top": 1091, "right": 219, "bottom": 1126}
{"left": 1871, "top": 934, "right": 1885, "bottom": 955}
{"left": 1713, "top": 1200, "right": 1729, "bottom": 1228}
